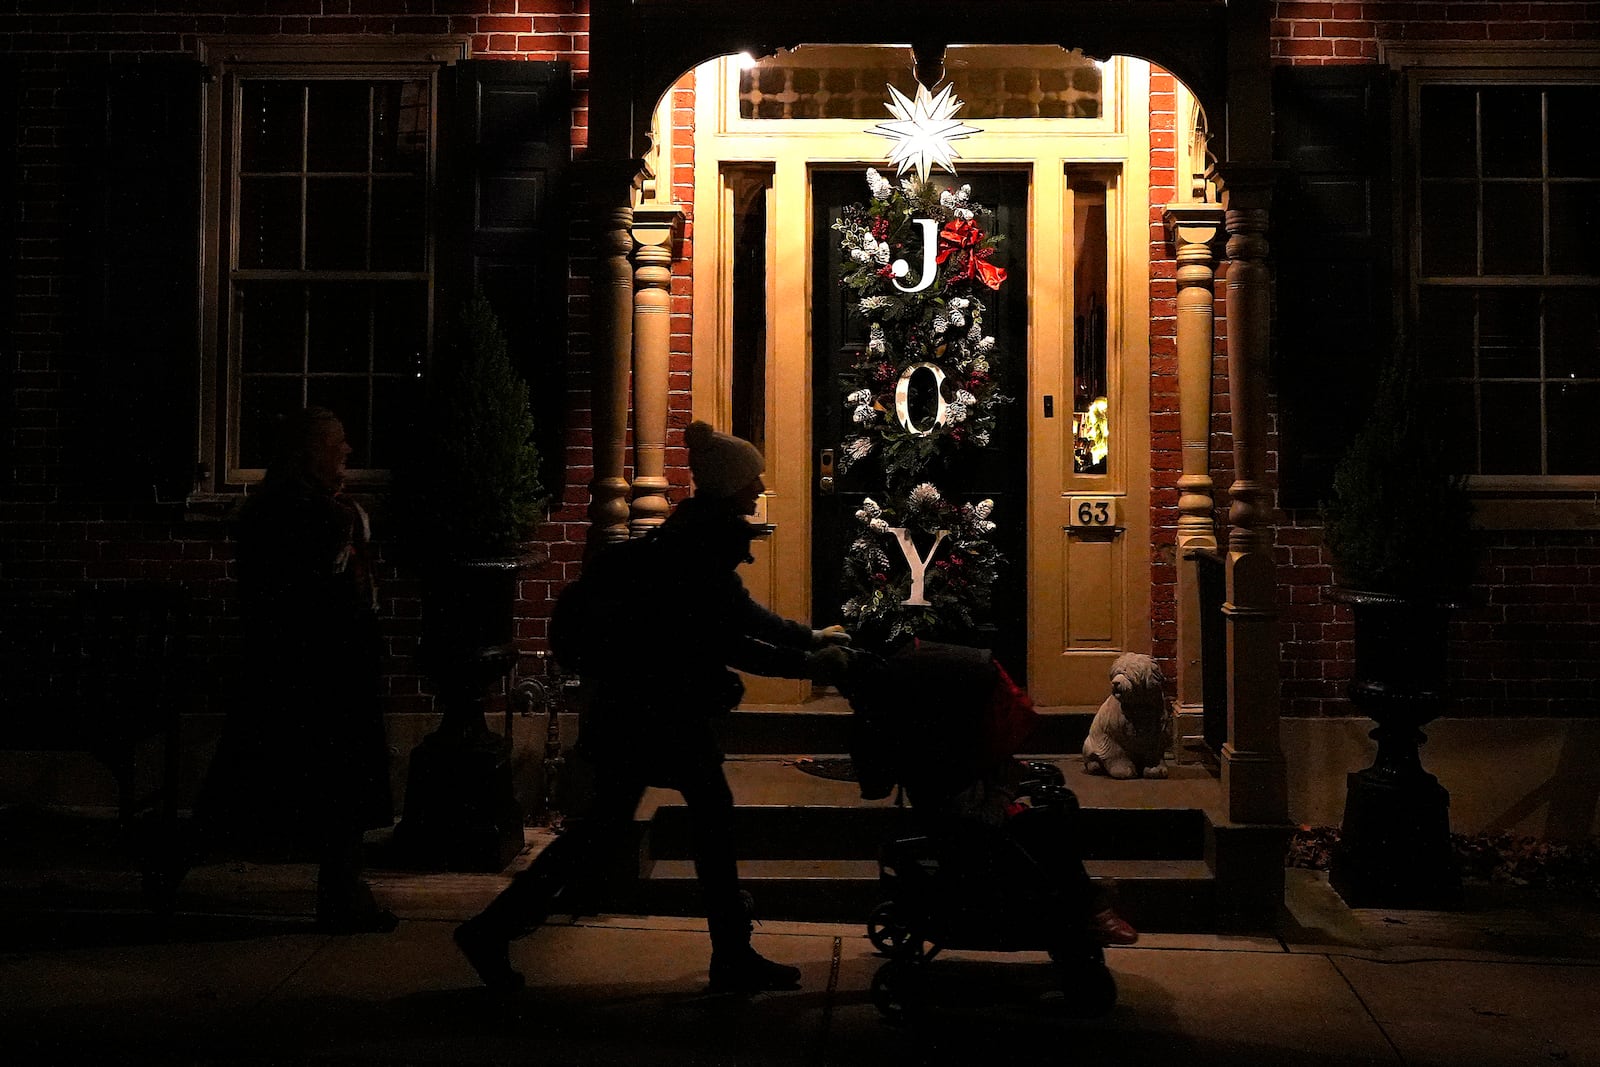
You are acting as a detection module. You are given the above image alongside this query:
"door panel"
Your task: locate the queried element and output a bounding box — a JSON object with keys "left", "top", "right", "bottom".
{"left": 808, "top": 168, "right": 1030, "bottom": 682}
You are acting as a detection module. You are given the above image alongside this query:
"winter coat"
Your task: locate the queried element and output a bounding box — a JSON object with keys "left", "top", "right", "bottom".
{"left": 559, "top": 495, "right": 816, "bottom": 776}
{"left": 199, "top": 474, "right": 393, "bottom": 853}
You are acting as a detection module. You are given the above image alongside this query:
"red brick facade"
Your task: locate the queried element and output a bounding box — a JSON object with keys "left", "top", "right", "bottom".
{"left": 2, "top": 2, "right": 1597, "bottom": 728}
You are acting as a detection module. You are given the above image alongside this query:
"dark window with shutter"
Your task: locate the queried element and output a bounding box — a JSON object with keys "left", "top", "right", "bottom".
{"left": 1271, "top": 65, "right": 1394, "bottom": 510}
{"left": 1, "top": 57, "right": 16, "bottom": 487}
{"left": 438, "top": 61, "right": 570, "bottom": 500}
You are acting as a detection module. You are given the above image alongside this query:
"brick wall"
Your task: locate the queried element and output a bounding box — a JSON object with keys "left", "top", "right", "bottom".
{"left": 1269, "top": 0, "right": 1600, "bottom": 718}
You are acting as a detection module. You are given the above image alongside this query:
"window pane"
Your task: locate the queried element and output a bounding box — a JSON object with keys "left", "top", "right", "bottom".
{"left": 729, "top": 168, "right": 769, "bottom": 454}
{"left": 1478, "top": 382, "right": 1542, "bottom": 474}
{"left": 308, "top": 283, "right": 370, "bottom": 374}
{"left": 369, "top": 375, "right": 421, "bottom": 470}
{"left": 239, "top": 376, "right": 303, "bottom": 469}
{"left": 1480, "top": 87, "right": 1542, "bottom": 179}
{"left": 240, "top": 81, "right": 303, "bottom": 173}
{"left": 1419, "top": 86, "right": 1477, "bottom": 178}
{"left": 1548, "top": 381, "right": 1600, "bottom": 475}
{"left": 371, "top": 176, "right": 426, "bottom": 270}
{"left": 306, "top": 82, "right": 370, "bottom": 173}
{"left": 373, "top": 80, "right": 428, "bottom": 175}
{"left": 238, "top": 282, "right": 305, "bottom": 374}
{"left": 1546, "top": 289, "right": 1600, "bottom": 380}
{"left": 1418, "top": 288, "right": 1475, "bottom": 377}
{"left": 1549, "top": 181, "right": 1600, "bottom": 275}
{"left": 1548, "top": 86, "right": 1600, "bottom": 178}
{"left": 372, "top": 281, "right": 428, "bottom": 375}
{"left": 237, "top": 176, "right": 301, "bottom": 269}
{"left": 1479, "top": 289, "right": 1541, "bottom": 378}
{"left": 1420, "top": 181, "right": 1477, "bottom": 275}
{"left": 305, "top": 177, "right": 367, "bottom": 269}
{"left": 1438, "top": 380, "right": 1479, "bottom": 473}
{"left": 1072, "top": 181, "right": 1109, "bottom": 475}
{"left": 1481, "top": 183, "right": 1543, "bottom": 275}
{"left": 306, "top": 377, "right": 370, "bottom": 469}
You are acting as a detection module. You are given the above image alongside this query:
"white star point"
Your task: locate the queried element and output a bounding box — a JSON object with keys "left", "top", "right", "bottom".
{"left": 868, "top": 82, "right": 982, "bottom": 184}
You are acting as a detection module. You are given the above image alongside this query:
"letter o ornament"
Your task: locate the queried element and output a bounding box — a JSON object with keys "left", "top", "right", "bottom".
{"left": 894, "top": 362, "right": 950, "bottom": 437}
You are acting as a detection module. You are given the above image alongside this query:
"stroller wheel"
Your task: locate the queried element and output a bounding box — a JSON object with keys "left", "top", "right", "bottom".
{"left": 867, "top": 901, "right": 923, "bottom": 959}
{"left": 870, "top": 958, "right": 924, "bottom": 1020}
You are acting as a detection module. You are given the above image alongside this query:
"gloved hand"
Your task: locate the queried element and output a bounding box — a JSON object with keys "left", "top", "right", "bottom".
{"left": 811, "top": 624, "right": 852, "bottom": 648}
{"left": 804, "top": 644, "right": 854, "bottom": 687}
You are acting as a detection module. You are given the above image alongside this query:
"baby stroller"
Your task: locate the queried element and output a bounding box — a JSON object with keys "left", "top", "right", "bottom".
{"left": 844, "top": 640, "right": 1118, "bottom": 1020}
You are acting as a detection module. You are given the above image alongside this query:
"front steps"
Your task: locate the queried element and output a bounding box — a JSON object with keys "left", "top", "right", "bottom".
{"left": 601, "top": 740, "right": 1228, "bottom": 932}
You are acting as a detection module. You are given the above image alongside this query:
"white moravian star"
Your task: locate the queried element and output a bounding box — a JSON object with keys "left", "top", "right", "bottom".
{"left": 868, "top": 82, "right": 982, "bottom": 184}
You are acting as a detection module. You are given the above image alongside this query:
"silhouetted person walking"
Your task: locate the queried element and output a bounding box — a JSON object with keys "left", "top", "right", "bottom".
{"left": 455, "top": 420, "right": 851, "bottom": 992}
{"left": 199, "top": 407, "right": 397, "bottom": 933}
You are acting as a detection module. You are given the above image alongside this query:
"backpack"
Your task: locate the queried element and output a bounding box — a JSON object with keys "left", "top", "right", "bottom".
{"left": 548, "top": 536, "right": 652, "bottom": 675}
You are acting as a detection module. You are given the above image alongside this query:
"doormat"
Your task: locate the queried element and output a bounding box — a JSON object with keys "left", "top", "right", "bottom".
{"left": 790, "top": 757, "right": 857, "bottom": 782}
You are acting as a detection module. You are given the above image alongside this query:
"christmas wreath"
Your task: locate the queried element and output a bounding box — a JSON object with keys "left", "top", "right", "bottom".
{"left": 832, "top": 169, "right": 1011, "bottom": 487}
{"left": 831, "top": 169, "right": 1011, "bottom": 649}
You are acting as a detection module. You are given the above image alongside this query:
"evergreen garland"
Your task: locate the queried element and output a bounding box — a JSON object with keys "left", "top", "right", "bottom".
{"left": 833, "top": 169, "right": 1011, "bottom": 648}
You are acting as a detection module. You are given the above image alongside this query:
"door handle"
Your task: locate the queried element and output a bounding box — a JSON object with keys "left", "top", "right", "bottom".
{"left": 819, "top": 448, "right": 835, "bottom": 494}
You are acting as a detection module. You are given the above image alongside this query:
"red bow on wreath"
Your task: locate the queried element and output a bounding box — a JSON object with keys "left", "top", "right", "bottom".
{"left": 937, "top": 219, "right": 1008, "bottom": 290}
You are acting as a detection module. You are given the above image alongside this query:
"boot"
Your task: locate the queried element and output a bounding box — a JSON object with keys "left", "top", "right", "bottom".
{"left": 315, "top": 854, "right": 397, "bottom": 934}
{"left": 708, "top": 945, "right": 802, "bottom": 993}
{"left": 454, "top": 916, "right": 525, "bottom": 991}
{"left": 707, "top": 896, "right": 801, "bottom": 993}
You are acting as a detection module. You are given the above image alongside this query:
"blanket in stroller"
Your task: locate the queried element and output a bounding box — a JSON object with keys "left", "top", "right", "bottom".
{"left": 846, "top": 639, "right": 1040, "bottom": 824}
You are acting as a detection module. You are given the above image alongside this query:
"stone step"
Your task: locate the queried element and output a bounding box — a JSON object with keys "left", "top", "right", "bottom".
{"left": 613, "top": 857, "right": 1218, "bottom": 931}
{"left": 719, "top": 703, "right": 1095, "bottom": 755}
{"left": 603, "top": 756, "right": 1225, "bottom": 929}
{"left": 641, "top": 803, "right": 1210, "bottom": 861}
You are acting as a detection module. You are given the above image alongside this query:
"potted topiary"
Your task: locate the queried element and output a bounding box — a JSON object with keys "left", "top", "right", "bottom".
{"left": 1320, "top": 342, "right": 1477, "bottom": 907}
{"left": 392, "top": 288, "right": 547, "bottom": 871}
{"left": 402, "top": 287, "right": 546, "bottom": 683}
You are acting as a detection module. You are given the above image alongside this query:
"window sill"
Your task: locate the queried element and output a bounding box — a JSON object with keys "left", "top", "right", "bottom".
{"left": 1471, "top": 491, "right": 1600, "bottom": 531}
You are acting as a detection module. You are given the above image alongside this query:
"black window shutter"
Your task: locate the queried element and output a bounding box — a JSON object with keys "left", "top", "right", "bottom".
{"left": 78, "top": 59, "right": 203, "bottom": 503}
{"left": 439, "top": 60, "right": 572, "bottom": 500}
{"left": 1271, "top": 65, "right": 1394, "bottom": 510}
{"left": 1, "top": 57, "right": 17, "bottom": 488}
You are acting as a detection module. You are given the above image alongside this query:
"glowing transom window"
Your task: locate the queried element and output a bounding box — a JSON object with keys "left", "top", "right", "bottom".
{"left": 738, "top": 45, "right": 1102, "bottom": 121}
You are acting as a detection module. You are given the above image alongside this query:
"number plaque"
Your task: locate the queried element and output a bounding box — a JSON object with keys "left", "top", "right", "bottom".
{"left": 1067, "top": 496, "right": 1118, "bottom": 528}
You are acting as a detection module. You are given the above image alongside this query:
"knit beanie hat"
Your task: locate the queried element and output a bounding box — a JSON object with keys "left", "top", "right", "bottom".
{"left": 685, "top": 420, "right": 765, "bottom": 497}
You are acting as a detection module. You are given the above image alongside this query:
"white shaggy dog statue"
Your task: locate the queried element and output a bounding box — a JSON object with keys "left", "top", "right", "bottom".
{"left": 1082, "top": 653, "right": 1172, "bottom": 780}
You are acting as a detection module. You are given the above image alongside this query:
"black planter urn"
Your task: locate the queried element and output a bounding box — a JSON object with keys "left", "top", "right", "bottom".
{"left": 394, "top": 557, "right": 526, "bottom": 872}
{"left": 1327, "top": 588, "right": 1462, "bottom": 908}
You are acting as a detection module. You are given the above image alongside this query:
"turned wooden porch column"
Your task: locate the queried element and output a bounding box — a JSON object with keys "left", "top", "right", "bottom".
{"left": 1215, "top": 164, "right": 1287, "bottom": 827}
{"left": 1164, "top": 202, "right": 1225, "bottom": 758}
{"left": 585, "top": 169, "right": 642, "bottom": 548}
{"left": 629, "top": 207, "right": 684, "bottom": 537}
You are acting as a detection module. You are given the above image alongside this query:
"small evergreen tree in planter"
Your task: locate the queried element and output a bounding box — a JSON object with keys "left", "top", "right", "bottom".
{"left": 1320, "top": 344, "right": 1478, "bottom": 907}
{"left": 1322, "top": 346, "right": 1475, "bottom": 604}
{"left": 392, "top": 289, "right": 547, "bottom": 871}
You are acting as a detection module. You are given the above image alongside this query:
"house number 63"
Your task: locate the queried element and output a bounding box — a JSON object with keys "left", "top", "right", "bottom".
{"left": 1071, "top": 498, "right": 1116, "bottom": 527}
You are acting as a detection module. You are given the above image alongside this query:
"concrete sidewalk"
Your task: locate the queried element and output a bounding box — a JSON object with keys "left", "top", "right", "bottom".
{"left": 4, "top": 859, "right": 1600, "bottom": 1067}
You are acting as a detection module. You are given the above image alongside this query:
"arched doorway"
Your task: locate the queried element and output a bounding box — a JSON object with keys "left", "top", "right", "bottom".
{"left": 688, "top": 47, "right": 1154, "bottom": 710}
{"left": 585, "top": 1, "right": 1289, "bottom": 924}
